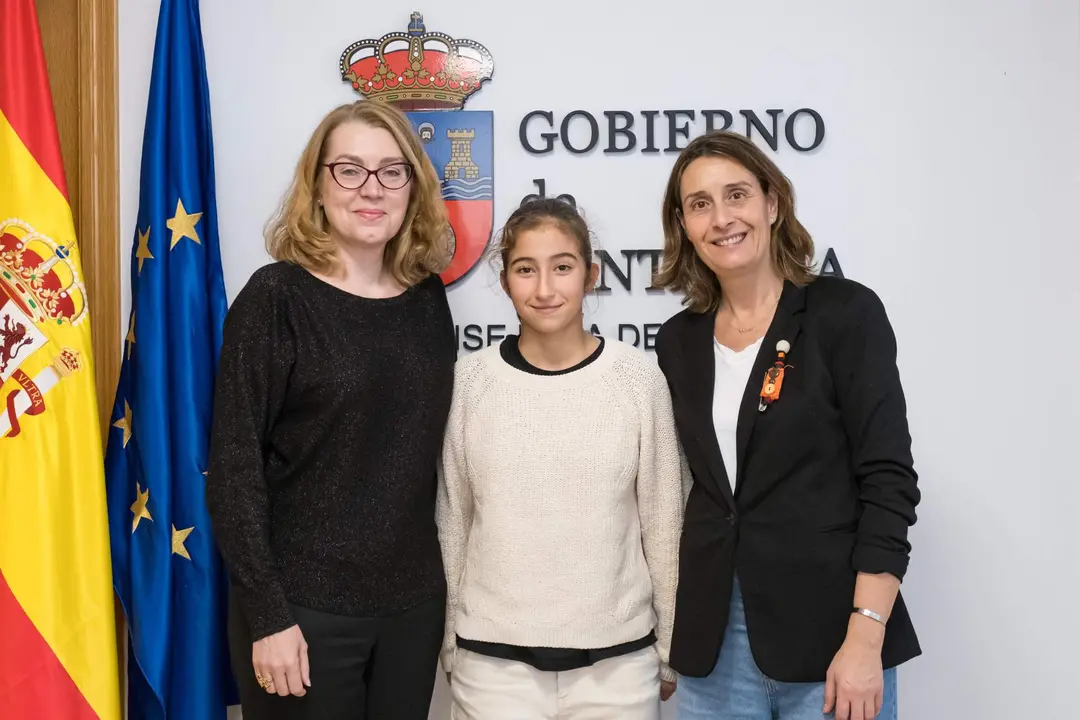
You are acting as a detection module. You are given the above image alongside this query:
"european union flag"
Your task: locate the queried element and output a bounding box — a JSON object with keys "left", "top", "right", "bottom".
{"left": 104, "top": 0, "right": 237, "bottom": 717}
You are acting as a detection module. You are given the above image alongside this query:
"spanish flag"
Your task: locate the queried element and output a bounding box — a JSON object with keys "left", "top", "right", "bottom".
{"left": 0, "top": 1, "right": 122, "bottom": 718}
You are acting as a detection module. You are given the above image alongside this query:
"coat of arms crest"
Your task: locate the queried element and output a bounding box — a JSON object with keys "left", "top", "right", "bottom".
{"left": 340, "top": 12, "right": 495, "bottom": 287}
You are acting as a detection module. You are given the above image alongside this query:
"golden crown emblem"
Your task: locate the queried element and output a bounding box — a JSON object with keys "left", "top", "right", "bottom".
{"left": 340, "top": 12, "right": 494, "bottom": 111}
{"left": 0, "top": 219, "right": 88, "bottom": 327}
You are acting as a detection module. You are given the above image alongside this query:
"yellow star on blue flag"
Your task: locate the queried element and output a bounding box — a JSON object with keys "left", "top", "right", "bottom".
{"left": 103, "top": 0, "right": 238, "bottom": 717}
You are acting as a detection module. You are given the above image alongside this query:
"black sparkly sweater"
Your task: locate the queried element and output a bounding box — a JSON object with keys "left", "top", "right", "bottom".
{"left": 206, "top": 261, "right": 456, "bottom": 640}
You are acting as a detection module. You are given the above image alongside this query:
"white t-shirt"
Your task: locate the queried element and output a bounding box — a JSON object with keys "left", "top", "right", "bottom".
{"left": 712, "top": 336, "right": 764, "bottom": 492}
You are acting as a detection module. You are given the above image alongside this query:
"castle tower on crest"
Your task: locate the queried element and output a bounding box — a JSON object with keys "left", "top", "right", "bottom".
{"left": 444, "top": 130, "right": 479, "bottom": 180}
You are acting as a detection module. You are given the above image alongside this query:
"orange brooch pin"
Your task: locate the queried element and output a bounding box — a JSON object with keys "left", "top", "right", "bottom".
{"left": 758, "top": 340, "right": 792, "bottom": 412}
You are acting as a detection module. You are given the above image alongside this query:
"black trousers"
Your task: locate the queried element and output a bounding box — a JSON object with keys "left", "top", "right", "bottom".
{"left": 228, "top": 592, "right": 445, "bottom": 720}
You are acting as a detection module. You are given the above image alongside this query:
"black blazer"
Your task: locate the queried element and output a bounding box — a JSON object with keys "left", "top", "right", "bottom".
{"left": 655, "top": 276, "right": 921, "bottom": 682}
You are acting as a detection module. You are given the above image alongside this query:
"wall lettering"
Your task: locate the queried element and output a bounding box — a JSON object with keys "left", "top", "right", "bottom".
{"left": 519, "top": 108, "right": 826, "bottom": 155}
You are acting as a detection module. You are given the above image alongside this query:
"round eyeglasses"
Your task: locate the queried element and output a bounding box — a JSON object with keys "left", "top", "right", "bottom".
{"left": 323, "top": 161, "right": 414, "bottom": 190}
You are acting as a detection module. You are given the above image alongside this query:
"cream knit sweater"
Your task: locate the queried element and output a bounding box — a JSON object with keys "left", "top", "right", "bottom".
{"left": 436, "top": 339, "right": 687, "bottom": 683}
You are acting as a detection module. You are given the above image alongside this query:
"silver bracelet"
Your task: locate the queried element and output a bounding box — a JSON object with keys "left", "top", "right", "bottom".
{"left": 852, "top": 607, "right": 886, "bottom": 625}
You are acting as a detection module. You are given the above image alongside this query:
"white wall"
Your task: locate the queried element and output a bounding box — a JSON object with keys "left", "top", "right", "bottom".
{"left": 119, "top": 1, "right": 1080, "bottom": 718}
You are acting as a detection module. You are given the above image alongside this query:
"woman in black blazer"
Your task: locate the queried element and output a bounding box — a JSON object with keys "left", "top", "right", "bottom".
{"left": 652, "top": 131, "right": 920, "bottom": 720}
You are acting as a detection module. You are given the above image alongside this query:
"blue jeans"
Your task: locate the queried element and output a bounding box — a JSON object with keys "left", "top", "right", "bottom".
{"left": 678, "top": 580, "right": 898, "bottom": 719}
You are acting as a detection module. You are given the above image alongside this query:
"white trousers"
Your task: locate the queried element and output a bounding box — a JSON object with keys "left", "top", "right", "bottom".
{"left": 450, "top": 646, "right": 661, "bottom": 720}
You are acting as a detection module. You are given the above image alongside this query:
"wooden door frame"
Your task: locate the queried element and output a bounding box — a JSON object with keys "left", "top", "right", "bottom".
{"left": 75, "top": 1, "right": 125, "bottom": 713}
{"left": 75, "top": 0, "right": 121, "bottom": 439}
{"left": 41, "top": 0, "right": 125, "bottom": 712}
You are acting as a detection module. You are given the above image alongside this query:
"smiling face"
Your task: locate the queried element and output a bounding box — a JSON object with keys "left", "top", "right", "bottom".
{"left": 678, "top": 155, "right": 778, "bottom": 281}
{"left": 318, "top": 120, "right": 412, "bottom": 252}
{"left": 502, "top": 223, "right": 598, "bottom": 337}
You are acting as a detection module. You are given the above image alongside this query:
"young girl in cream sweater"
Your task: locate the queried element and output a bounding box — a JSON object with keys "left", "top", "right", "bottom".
{"left": 436, "top": 198, "right": 687, "bottom": 719}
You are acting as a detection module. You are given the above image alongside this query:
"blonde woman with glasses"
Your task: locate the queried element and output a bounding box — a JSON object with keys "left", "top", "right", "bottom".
{"left": 207, "top": 100, "right": 456, "bottom": 720}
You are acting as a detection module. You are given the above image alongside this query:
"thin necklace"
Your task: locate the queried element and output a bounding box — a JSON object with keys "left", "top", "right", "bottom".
{"left": 730, "top": 294, "right": 780, "bottom": 333}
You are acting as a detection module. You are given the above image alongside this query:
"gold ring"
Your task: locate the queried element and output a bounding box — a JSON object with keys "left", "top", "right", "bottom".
{"left": 255, "top": 673, "right": 272, "bottom": 689}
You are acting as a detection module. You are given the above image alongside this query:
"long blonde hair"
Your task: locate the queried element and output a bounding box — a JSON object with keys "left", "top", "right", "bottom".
{"left": 265, "top": 101, "right": 450, "bottom": 286}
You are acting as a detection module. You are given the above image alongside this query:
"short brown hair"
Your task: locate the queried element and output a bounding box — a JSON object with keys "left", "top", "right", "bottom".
{"left": 653, "top": 131, "right": 816, "bottom": 313}
{"left": 491, "top": 198, "right": 594, "bottom": 290}
{"left": 265, "top": 101, "right": 450, "bottom": 286}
